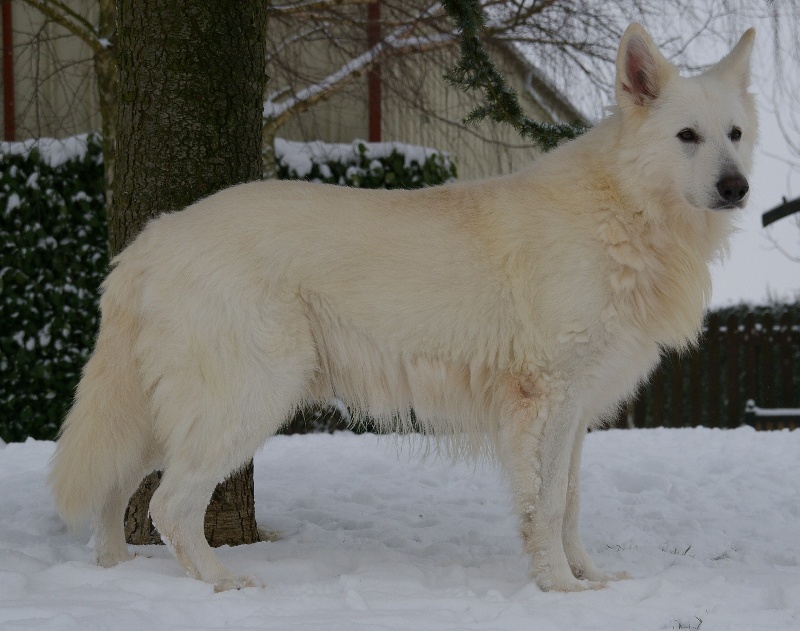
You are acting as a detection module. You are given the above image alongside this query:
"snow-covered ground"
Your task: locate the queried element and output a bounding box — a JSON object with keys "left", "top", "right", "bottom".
{"left": 1, "top": 428, "right": 798, "bottom": 630}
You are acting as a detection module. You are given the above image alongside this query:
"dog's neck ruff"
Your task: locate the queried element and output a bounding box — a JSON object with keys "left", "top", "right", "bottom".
{"left": 594, "top": 172, "right": 730, "bottom": 350}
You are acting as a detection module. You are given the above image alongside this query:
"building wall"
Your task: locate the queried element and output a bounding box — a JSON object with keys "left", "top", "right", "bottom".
{"left": 3, "top": 1, "right": 99, "bottom": 140}
{"left": 266, "top": 17, "right": 370, "bottom": 145}
{"left": 273, "top": 22, "right": 583, "bottom": 180}
{"left": 381, "top": 44, "right": 554, "bottom": 180}
{"left": 6, "top": 2, "right": 582, "bottom": 180}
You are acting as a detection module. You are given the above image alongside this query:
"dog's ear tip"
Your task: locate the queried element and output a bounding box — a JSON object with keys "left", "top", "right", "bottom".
{"left": 711, "top": 27, "right": 756, "bottom": 89}
{"left": 621, "top": 23, "right": 651, "bottom": 43}
{"left": 624, "top": 23, "right": 646, "bottom": 34}
{"left": 733, "top": 27, "right": 756, "bottom": 54}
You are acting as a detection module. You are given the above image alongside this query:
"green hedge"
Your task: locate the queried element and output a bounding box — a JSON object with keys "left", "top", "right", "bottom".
{"left": 1, "top": 135, "right": 108, "bottom": 442}
{"left": 0, "top": 137, "right": 456, "bottom": 442}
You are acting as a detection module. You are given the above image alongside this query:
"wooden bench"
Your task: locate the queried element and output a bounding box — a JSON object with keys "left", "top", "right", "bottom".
{"left": 744, "top": 400, "right": 800, "bottom": 431}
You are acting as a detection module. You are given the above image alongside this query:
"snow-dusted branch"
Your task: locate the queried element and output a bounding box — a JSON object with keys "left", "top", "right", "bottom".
{"left": 264, "top": 3, "right": 455, "bottom": 130}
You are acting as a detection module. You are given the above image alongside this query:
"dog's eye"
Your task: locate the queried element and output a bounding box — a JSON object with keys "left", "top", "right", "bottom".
{"left": 729, "top": 127, "right": 742, "bottom": 141}
{"left": 677, "top": 128, "right": 699, "bottom": 143}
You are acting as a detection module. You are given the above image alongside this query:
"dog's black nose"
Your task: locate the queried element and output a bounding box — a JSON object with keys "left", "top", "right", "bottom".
{"left": 716, "top": 174, "right": 749, "bottom": 204}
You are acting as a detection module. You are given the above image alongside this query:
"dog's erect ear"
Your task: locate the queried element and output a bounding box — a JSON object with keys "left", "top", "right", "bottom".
{"left": 709, "top": 28, "right": 755, "bottom": 93}
{"left": 615, "top": 23, "right": 674, "bottom": 110}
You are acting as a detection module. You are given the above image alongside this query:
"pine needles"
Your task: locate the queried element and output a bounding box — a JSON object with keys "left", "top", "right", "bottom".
{"left": 441, "top": 0, "right": 587, "bottom": 151}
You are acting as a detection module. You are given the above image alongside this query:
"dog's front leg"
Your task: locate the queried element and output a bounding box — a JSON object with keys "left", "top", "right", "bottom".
{"left": 562, "top": 418, "right": 628, "bottom": 583}
{"left": 498, "top": 375, "right": 604, "bottom": 592}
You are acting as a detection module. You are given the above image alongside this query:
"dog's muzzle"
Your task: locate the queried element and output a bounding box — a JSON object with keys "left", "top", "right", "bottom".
{"left": 714, "top": 173, "right": 749, "bottom": 209}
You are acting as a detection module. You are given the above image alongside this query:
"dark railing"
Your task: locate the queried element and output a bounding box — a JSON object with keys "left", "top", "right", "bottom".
{"left": 624, "top": 310, "right": 799, "bottom": 430}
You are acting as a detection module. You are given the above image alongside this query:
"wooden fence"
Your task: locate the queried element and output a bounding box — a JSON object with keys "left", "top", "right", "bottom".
{"left": 624, "top": 310, "right": 799, "bottom": 430}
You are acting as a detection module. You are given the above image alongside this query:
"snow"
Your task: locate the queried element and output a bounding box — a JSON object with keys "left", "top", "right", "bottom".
{"left": 746, "top": 400, "right": 800, "bottom": 418}
{"left": 2, "top": 134, "right": 446, "bottom": 186}
{"left": 5, "top": 193, "right": 22, "bottom": 213}
{"left": 275, "top": 138, "right": 448, "bottom": 178}
{"left": 1, "top": 428, "right": 798, "bottom": 630}
{"left": 0, "top": 134, "right": 91, "bottom": 168}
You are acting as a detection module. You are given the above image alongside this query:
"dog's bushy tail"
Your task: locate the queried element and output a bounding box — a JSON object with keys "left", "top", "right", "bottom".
{"left": 49, "top": 266, "right": 150, "bottom": 529}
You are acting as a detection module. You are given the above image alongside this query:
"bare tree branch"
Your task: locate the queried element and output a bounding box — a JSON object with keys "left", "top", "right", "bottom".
{"left": 18, "top": 0, "right": 105, "bottom": 53}
{"left": 765, "top": 223, "right": 800, "bottom": 264}
{"left": 265, "top": 3, "right": 454, "bottom": 130}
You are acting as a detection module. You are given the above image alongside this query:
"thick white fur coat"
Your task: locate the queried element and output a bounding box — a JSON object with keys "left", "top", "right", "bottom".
{"left": 49, "top": 24, "right": 757, "bottom": 592}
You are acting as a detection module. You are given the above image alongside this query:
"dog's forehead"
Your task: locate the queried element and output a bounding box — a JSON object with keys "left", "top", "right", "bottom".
{"left": 663, "top": 74, "right": 750, "bottom": 131}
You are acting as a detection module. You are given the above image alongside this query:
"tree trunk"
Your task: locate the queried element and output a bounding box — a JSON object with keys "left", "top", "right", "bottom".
{"left": 262, "top": 121, "right": 278, "bottom": 180}
{"left": 96, "top": 0, "right": 117, "bottom": 219}
{"left": 114, "top": 0, "right": 267, "bottom": 547}
{"left": 124, "top": 462, "right": 260, "bottom": 546}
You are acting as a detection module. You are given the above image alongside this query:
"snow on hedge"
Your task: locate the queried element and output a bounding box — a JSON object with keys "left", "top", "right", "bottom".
{"left": 0, "top": 135, "right": 455, "bottom": 185}
{"left": 275, "top": 138, "right": 453, "bottom": 178}
{"left": 0, "top": 134, "right": 96, "bottom": 168}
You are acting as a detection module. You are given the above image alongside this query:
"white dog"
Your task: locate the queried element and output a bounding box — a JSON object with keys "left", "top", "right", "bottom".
{"left": 50, "top": 24, "right": 756, "bottom": 592}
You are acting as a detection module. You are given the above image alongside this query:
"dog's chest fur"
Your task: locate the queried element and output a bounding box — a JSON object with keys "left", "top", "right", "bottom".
{"left": 565, "top": 180, "right": 731, "bottom": 418}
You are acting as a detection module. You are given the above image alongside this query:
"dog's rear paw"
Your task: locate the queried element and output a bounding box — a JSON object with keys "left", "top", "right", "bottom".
{"left": 601, "top": 570, "right": 630, "bottom": 581}
{"left": 97, "top": 550, "right": 134, "bottom": 568}
{"left": 574, "top": 567, "right": 630, "bottom": 582}
{"left": 540, "top": 577, "right": 607, "bottom": 592}
{"left": 534, "top": 567, "right": 607, "bottom": 593}
{"left": 212, "top": 575, "right": 262, "bottom": 592}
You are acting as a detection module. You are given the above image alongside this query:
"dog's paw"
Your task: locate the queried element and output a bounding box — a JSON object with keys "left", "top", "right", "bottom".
{"left": 572, "top": 565, "right": 630, "bottom": 582}
{"left": 594, "top": 569, "right": 630, "bottom": 582}
{"left": 97, "top": 550, "right": 134, "bottom": 568}
{"left": 539, "top": 577, "right": 607, "bottom": 592}
{"left": 212, "top": 575, "right": 261, "bottom": 592}
{"left": 534, "top": 567, "right": 607, "bottom": 593}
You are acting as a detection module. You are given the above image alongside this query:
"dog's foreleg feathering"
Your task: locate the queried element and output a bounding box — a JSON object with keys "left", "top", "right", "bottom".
{"left": 497, "top": 371, "right": 604, "bottom": 592}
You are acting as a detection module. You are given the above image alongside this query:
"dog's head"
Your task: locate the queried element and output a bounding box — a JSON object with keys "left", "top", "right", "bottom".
{"left": 614, "top": 23, "right": 757, "bottom": 212}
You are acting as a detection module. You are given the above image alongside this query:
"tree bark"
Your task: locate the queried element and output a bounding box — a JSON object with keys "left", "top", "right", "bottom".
{"left": 124, "top": 462, "right": 260, "bottom": 546}
{"left": 96, "top": 0, "right": 117, "bottom": 218}
{"left": 114, "top": 0, "right": 268, "bottom": 547}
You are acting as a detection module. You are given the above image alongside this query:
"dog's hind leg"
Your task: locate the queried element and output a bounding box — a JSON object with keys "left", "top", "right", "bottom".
{"left": 95, "top": 462, "right": 155, "bottom": 568}
{"left": 141, "top": 294, "right": 318, "bottom": 589}
{"left": 148, "top": 384, "right": 299, "bottom": 591}
{"left": 149, "top": 468, "right": 256, "bottom": 591}
{"left": 146, "top": 359, "right": 313, "bottom": 588}
{"left": 498, "top": 374, "right": 604, "bottom": 592}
